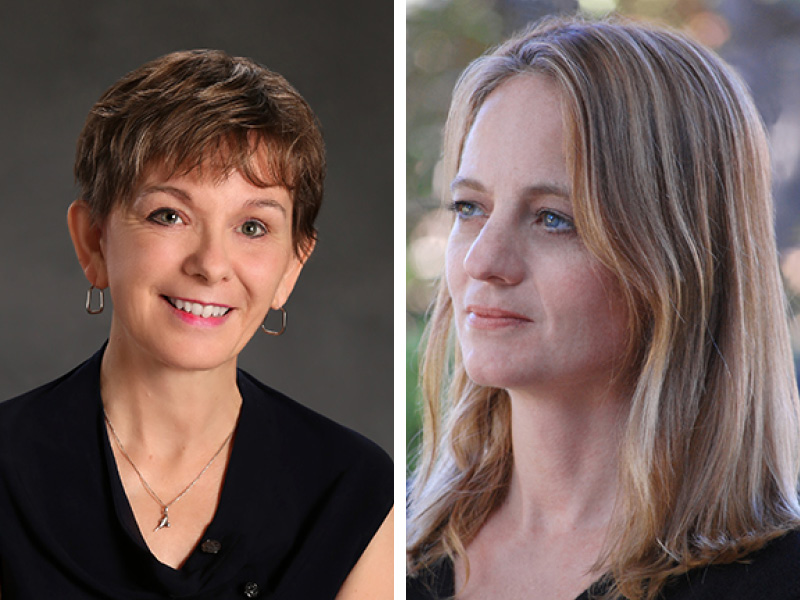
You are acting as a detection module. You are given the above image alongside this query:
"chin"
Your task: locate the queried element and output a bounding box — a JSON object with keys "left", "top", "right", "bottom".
{"left": 462, "top": 351, "right": 570, "bottom": 393}
{"left": 148, "top": 344, "right": 239, "bottom": 373}
{"left": 462, "top": 359, "right": 526, "bottom": 390}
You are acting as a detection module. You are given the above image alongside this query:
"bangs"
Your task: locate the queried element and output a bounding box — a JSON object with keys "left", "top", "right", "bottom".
{"left": 153, "top": 131, "right": 298, "bottom": 193}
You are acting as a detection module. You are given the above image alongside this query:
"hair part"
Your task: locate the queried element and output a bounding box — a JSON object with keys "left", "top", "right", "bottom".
{"left": 74, "top": 49, "right": 325, "bottom": 257}
{"left": 407, "top": 16, "right": 800, "bottom": 600}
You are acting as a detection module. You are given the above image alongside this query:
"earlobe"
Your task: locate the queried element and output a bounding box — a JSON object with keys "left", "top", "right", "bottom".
{"left": 67, "top": 200, "right": 109, "bottom": 288}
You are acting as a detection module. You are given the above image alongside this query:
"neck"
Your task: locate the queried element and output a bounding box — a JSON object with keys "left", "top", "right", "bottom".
{"left": 100, "top": 337, "right": 242, "bottom": 455}
{"left": 500, "top": 383, "right": 628, "bottom": 538}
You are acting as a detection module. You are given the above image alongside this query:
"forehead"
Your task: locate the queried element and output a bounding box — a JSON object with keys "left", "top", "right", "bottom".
{"left": 138, "top": 141, "right": 287, "bottom": 194}
{"left": 458, "top": 74, "right": 566, "bottom": 186}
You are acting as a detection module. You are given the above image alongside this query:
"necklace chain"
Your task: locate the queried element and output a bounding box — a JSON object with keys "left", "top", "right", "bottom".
{"left": 104, "top": 410, "right": 237, "bottom": 532}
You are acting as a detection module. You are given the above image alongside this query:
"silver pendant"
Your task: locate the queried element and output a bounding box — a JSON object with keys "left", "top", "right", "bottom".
{"left": 154, "top": 507, "right": 171, "bottom": 532}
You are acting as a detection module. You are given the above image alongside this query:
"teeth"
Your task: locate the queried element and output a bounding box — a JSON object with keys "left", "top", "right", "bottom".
{"left": 168, "top": 297, "right": 230, "bottom": 318}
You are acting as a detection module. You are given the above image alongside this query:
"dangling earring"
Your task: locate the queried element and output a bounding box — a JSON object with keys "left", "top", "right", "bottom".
{"left": 261, "top": 306, "right": 287, "bottom": 336}
{"left": 85, "top": 285, "right": 104, "bottom": 315}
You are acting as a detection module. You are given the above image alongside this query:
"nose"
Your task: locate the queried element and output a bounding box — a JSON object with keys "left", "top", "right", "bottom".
{"left": 183, "top": 229, "right": 233, "bottom": 284}
{"left": 462, "top": 217, "right": 524, "bottom": 285}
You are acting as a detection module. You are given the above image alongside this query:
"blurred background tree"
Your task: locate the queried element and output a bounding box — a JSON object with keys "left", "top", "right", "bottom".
{"left": 406, "top": 0, "right": 800, "bottom": 469}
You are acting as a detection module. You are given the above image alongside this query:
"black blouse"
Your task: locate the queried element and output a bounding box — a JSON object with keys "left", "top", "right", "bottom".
{"left": 0, "top": 347, "right": 393, "bottom": 599}
{"left": 407, "top": 530, "right": 800, "bottom": 599}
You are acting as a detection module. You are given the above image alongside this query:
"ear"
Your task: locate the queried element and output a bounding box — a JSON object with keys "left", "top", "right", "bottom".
{"left": 271, "top": 238, "right": 316, "bottom": 309}
{"left": 67, "top": 200, "right": 109, "bottom": 288}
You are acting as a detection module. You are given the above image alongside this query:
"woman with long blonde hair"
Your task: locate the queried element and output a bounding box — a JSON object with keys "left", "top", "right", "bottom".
{"left": 407, "top": 16, "right": 800, "bottom": 600}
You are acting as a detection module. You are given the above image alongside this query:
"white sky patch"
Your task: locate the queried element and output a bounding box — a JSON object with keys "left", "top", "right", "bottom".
{"left": 578, "top": 0, "right": 618, "bottom": 17}
{"left": 771, "top": 105, "right": 800, "bottom": 184}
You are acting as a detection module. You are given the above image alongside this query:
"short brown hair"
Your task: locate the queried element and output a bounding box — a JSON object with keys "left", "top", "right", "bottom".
{"left": 74, "top": 49, "right": 325, "bottom": 256}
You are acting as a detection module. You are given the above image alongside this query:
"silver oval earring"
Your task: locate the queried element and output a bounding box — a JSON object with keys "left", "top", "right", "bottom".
{"left": 261, "top": 306, "right": 287, "bottom": 336}
{"left": 85, "top": 285, "right": 105, "bottom": 315}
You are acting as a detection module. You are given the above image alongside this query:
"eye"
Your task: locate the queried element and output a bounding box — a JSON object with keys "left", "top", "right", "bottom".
{"left": 449, "top": 201, "right": 486, "bottom": 219}
{"left": 238, "top": 219, "right": 268, "bottom": 238}
{"left": 538, "top": 210, "right": 575, "bottom": 233}
{"left": 147, "top": 208, "right": 183, "bottom": 226}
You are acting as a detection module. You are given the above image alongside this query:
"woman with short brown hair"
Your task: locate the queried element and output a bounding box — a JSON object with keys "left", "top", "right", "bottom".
{"left": 0, "top": 49, "right": 392, "bottom": 599}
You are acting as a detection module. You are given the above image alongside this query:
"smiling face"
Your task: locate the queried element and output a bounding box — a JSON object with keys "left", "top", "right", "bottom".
{"left": 445, "top": 74, "right": 628, "bottom": 399}
{"left": 74, "top": 160, "right": 306, "bottom": 374}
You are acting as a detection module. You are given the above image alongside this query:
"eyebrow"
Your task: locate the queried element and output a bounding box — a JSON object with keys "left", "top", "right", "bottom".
{"left": 137, "top": 185, "right": 288, "bottom": 217}
{"left": 243, "top": 198, "right": 288, "bottom": 217}
{"left": 137, "top": 185, "right": 191, "bottom": 203}
{"left": 450, "top": 176, "right": 570, "bottom": 199}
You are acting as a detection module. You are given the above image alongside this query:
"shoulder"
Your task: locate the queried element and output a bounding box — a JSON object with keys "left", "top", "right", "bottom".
{"left": 0, "top": 352, "right": 101, "bottom": 449}
{"left": 0, "top": 360, "right": 88, "bottom": 412}
{"left": 663, "top": 530, "right": 800, "bottom": 599}
{"left": 236, "top": 368, "right": 393, "bottom": 486}
{"left": 231, "top": 370, "right": 393, "bottom": 597}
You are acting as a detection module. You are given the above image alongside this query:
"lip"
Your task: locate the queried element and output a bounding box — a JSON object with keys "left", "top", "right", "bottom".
{"left": 162, "top": 295, "right": 233, "bottom": 327}
{"left": 167, "top": 296, "right": 232, "bottom": 310}
{"left": 464, "top": 304, "right": 532, "bottom": 330}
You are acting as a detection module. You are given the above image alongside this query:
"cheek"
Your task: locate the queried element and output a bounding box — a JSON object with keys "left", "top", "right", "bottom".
{"left": 103, "top": 232, "right": 152, "bottom": 283}
{"left": 540, "top": 255, "right": 625, "bottom": 330}
{"left": 444, "top": 236, "right": 466, "bottom": 300}
{"left": 121, "top": 239, "right": 184, "bottom": 289}
{"left": 240, "top": 249, "right": 292, "bottom": 297}
{"left": 571, "top": 270, "right": 629, "bottom": 359}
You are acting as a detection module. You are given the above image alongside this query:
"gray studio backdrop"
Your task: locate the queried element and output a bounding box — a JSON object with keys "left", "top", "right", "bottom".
{"left": 0, "top": 1, "right": 393, "bottom": 455}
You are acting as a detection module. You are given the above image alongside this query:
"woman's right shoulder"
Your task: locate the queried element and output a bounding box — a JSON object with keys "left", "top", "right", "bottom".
{"left": 0, "top": 353, "right": 101, "bottom": 449}
{"left": 0, "top": 371, "right": 74, "bottom": 436}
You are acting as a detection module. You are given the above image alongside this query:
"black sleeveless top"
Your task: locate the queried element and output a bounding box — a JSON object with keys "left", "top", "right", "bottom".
{"left": 0, "top": 348, "right": 393, "bottom": 599}
{"left": 407, "top": 530, "right": 800, "bottom": 599}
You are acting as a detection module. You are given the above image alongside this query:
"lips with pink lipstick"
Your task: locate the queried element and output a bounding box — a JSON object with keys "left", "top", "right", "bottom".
{"left": 164, "top": 296, "right": 232, "bottom": 319}
{"left": 465, "top": 304, "right": 532, "bottom": 330}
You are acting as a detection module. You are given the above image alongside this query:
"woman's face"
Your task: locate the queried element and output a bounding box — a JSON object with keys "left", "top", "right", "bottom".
{"left": 96, "top": 163, "right": 304, "bottom": 373}
{"left": 446, "top": 75, "right": 628, "bottom": 399}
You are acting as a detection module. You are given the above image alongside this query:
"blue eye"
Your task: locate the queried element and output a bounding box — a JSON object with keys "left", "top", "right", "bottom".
{"left": 147, "top": 209, "right": 183, "bottom": 226}
{"left": 450, "top": 201, "right": 486, "bottom": 219}
{"left": 539, "top": 210, "right": 575, "bottom": 232}
{"left": 238, "top": 219, "right": 267, "bottom": 238}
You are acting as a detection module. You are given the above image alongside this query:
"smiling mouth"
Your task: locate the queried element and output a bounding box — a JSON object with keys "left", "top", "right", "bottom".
{"left": 165, "top": 296, "right": 231, "bottom": 318}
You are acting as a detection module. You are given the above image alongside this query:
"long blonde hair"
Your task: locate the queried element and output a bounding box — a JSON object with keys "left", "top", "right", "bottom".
{"left": 407, "top": 16, "right": 800, "bottom": 599}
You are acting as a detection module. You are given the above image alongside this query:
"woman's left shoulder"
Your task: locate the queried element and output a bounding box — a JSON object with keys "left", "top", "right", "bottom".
{"left": 236, "top": 368, "right": 392, "bottom": 474}
{"left": 665, "top": 530, "right": 800, "bottom": 599}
